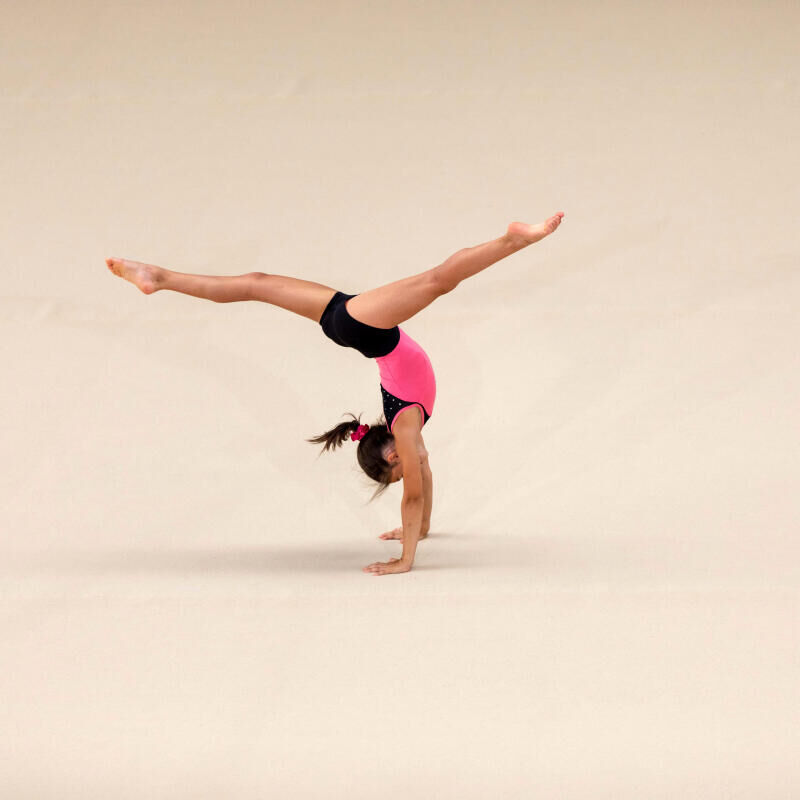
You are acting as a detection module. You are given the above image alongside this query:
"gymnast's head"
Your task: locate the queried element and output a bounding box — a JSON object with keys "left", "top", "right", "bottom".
{"left": 306, "top": 412, "right": 401, "bottom": 501}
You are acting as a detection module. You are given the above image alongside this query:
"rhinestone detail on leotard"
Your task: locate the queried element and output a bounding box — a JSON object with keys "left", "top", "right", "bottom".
{"left": 380, "top": 384, "right": 430, "bottom": 431}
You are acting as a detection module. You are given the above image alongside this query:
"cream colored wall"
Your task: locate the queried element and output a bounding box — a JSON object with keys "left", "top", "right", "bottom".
{"left": 2, "top": 1, "right": 799, "bottom": 797}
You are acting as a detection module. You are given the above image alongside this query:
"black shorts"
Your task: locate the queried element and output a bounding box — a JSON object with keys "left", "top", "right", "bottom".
{"left": 319, "top": 291, "right": 401, "bottom": 359}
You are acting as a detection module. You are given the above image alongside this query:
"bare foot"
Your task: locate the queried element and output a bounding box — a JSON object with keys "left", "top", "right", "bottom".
{"left": 507, "top": 212, "right": 565, "bottom": 245}
{"left": 105, "top": 257, "right": 163, "bottom": 295}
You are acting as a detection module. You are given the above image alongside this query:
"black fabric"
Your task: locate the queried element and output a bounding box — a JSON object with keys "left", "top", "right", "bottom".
{"left": 380, "top": 384, "right": 431, "bottom": 429}
{"left": 320, "top": 290, "right": 432, "bottom": 431}
{"left": 319, "top": 291, "right": 400, "bottom": 358}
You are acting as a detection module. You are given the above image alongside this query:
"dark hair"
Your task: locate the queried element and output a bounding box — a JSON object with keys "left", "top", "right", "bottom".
{"left": 306, "top": 412, "right": 394, "bottom": 502}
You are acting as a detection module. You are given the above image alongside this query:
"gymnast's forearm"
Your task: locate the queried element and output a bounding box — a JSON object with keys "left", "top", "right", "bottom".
{"left": 400, "top": 497, "right": 425, "bottom": 564}
{"left": 420, "top": 468, "right": 433, "bottom": 535}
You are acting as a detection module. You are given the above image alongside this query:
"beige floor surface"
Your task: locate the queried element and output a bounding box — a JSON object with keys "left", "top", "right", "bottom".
{"left": 2, "top": 1, "right": 799, "bottom": 797}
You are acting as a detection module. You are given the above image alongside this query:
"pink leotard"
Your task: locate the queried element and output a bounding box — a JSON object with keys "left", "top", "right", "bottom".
{"left": 375, "top": 328, "right": 436, "bottom": 434}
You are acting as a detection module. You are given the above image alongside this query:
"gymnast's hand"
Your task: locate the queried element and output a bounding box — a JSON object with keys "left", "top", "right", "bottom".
{"left": 362, "top": 557, "right": 412, "bottom": 576}
{"left": 378, "top": 526, "right": 428, "bottom": 540}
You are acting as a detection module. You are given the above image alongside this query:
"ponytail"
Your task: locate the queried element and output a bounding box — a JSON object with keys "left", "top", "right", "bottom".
{"left": 305, "top": 412, "right": 363, "bottom": 453}
{"left": 306, "top": 412, "right": 395, "bottom": 501}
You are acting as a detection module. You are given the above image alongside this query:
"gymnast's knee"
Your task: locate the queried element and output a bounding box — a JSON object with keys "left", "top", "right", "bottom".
{"left": 430, "top": 265, "right": 458, "bottom": 294}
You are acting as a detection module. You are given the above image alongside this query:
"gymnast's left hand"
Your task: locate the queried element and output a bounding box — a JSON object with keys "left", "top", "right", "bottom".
{"left": 362, "top": 557, "right": 412, "bottom": 576}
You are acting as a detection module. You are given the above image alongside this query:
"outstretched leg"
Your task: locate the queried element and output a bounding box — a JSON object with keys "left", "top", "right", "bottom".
{"left": 345, "top": 212, "right": 564, "bottom": 329}
{"left": 105, "top": 258, "right": 336, "bottom": 323}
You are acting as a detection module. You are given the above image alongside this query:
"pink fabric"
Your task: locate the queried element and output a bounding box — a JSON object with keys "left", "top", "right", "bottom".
{"left": 375, "top": 327, "right": 436, "bottom": 433}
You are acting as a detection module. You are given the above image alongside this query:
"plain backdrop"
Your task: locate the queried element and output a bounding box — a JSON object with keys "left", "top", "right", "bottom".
{"left": 2, "top": 1, "right": 799, "bottom": 797}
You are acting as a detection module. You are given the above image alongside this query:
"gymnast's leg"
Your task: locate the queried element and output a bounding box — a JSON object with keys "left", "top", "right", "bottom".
{"left": 105, "top": 258, "right": 337, "bottom": 323}
{"left": 344, "top": 212, "right": 565, "bottom": 330}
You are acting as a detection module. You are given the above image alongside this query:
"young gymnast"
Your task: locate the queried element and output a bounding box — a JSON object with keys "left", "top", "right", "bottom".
{"left": 105, "top": 212, "right": 564, "bottom": 575}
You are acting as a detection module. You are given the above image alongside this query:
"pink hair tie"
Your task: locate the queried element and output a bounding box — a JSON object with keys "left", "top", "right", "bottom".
{"left": 351, "top": 423, "right": 369, "bottom": 442}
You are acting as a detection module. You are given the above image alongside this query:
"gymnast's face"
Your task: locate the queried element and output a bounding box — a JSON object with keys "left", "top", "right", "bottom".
{"left": 385, "top": 443, "right": 403, "bottom": 483}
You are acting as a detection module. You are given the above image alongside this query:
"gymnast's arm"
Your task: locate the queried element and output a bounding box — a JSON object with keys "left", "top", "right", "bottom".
{"left": 420, "top": 456, "right": 432, "bottom": 537}
{"left": 396, "top": 430, "right": 425, "bottom": 567}
{"left": 363, "top": 416, "right": 426, "bottom": 575}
